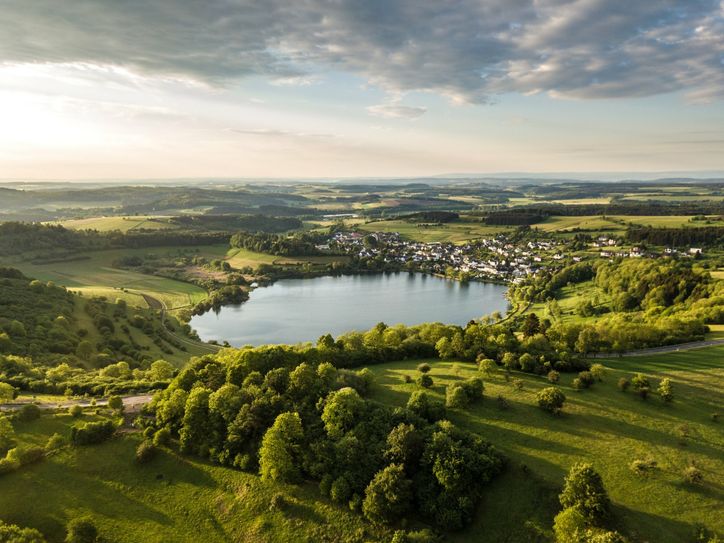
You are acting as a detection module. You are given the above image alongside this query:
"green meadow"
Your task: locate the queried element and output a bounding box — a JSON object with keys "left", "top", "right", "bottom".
{"left": 367, "top": 346, "right": 724, "bottom": 542}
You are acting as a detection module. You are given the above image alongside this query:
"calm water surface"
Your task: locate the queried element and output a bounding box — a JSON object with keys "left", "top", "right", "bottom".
{"left": 191, "top": 273, "right": 509, "bottom": 346}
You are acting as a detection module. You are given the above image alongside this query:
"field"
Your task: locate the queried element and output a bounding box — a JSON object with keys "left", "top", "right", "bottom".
{"left": 0, "top": 414, "right": 392, "bottom": 543}
{"left": 357, "top": 219, "right": 513, "bottom": 243}
{"left": 0, "top": 248, "right": 210, "bottom": 310}
{"left": 225, "top": 248, "right": 350, "bottom": 270}
{"left": 368, "top": 346, "right": 724, "bottom": 542}
{"left": 55, "top": 216, "right": 176, "bottom": 232}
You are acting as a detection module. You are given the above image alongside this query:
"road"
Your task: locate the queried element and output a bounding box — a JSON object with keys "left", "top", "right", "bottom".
{"left": 140, "top": 293, "right": 221, "bottom": 354}
{"left": 591, "top": 338, "right": 724, "bottom": 358}
{"left": 0, "top": 393, "right": 154, "bottom": 412}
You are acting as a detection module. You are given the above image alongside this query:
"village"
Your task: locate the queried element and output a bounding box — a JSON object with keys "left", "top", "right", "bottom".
{"left": 323, "top": 230, "right": 705, "bottom": 284}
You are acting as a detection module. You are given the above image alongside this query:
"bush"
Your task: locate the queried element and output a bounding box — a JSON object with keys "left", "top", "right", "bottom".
{"left": 683, "top": 466, "right": 703, "bottom": 484}
{"left": 269, "top": 492, "right": 287, "bottom": 511}
{"left": 406, "top": 391, "right": 445, "bottom": 422}
{"left": 477, "top": 358, "right": 496, "bottom": 376}
{"left": 577, "top": 371, "right": 595, "bottom": 389}
{"left": 657, "top": 378, "right": 674, "bottom": 402}
{"left": 70, "top": 420, "right": 116, "bottom": 446}
{"left": 547, "top": 370, "right": 560, "bottom": 383}
{"left": 69, "top": 405, "right": 83, "bottom": 418}
{"left": 631, "top": 373, "right": 650, "bottom": 399}
{"left": 403, "top": 374, "right": 412, "bottom": 384}
{"left": 416, "top": 374, "right": 433, "bottom": 388}
{"left": 617, "top": 377, "right": 630, "bottom": 392}
{"left": 445, "top": 385, "right": 468, "bottom": 409}
{"left": 45, "top": 433, "right": 65, "bottom": 452}
{"left": 17, "top": 403, "right": 42, "bottom": 422}
{"left": 153, "top": 427, "right": 171, "bottom": 447}
{"left": 589, "top": 363, "right": 606, "bottom": 382}
{"left": 553, "top": 507, "right": 586, "bottom": 543}
{"left": 362, "top": 464, "right": 413, "bottom": 524}
{"left": 107, "top": 395, "right": 124, "bottom": 412}
{"left": 537, "top": 387, "right": 566, "bottom": 414}
{"left": 135, "top": 440, "right": 157, "bottom": 464}
{"left": 629, "top": 458, "right": 657, "bottom": 476}
{"left": 0, "top": 520, "right": 46, "bottom": 543}
{"left": 65, "top": 516, "right": 97, "bottom": 543}
{"left": 417, "top": 363, "right": 431, "bottom": 374}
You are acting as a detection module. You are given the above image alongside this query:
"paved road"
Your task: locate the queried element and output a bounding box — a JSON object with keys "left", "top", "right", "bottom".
{"left": 0, "top": 393, "right": 154, "bottom": 412}
{"left": 591, "top": 338, "right": 724, "bottom": 358}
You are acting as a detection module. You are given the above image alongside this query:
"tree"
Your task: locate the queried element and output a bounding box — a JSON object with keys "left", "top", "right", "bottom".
{"left": 589, "top": 364, "right": 606, "bottom": 382}
{"left": 65, "top": 517, "right": 97, "bottom": 543}
{"left": 179, "top": 386, "right": 212, "bottom": 455}
{"left": 259, "top": 412, "right": 304, "bottom": 483}
{"left": 537, "top": 387, "right": 566, "bottom": 414}
{"left": 657, "top": 378, "right": 673, "bottom": 403}
{"left": 321, "top": 388, "right": 364, "bottom": 439}
{"left": 0, "top": 382, "right": 16, "bottom": 402}
{"left": 384, "top": 423, "right": 423, "bottom": 467}
{"left": 75, "top": 340, "right": 94, "bottom": 361}
{"left": 547, "top": 370, "right": 560, "bottom": 383}
{"left": 477, "top": 357, "right": 496, "bottom": 377}
{"left": 553, "top": 507, "right": 587, "bottom": 543}
{"left": 406, "top": 391, "right": 445, "bottom": 423}
{"left": 362, "top": 464, "right": 413, "bottom": 524}
{"left": 135, "top": 440, "right": 157, "bottom": 464}
{"left": 446, "top": 385, "right": 469, "bottom": 409}
{"left": 0, "top": 414, "right": 16, "bottom": 454}
{"left": 107, "top": 395, "right": 124, "bottom": 413}
{"left": 559, "top": 463, "right": 610, "bottom": 524}
{"left": 0, "top": 520, "right": 46, "bottom": 543}
{"left": 417, "top": 363, "right": 431, "bottom": 374}
{"left": 617, "top": 377, "right": 630, "bottom": 392}
{"left": 522, "top": 313, "right": 541, "bottom": 337}
{"left": 17, "top": 403, "right": 41, "bottom": 422}
{"left": 149, "top": 359, "right": 175, "bottom": 380}
{"left": 416, "top": 374, "right": 433, "bottom": 388}
{"left": 631, "top": 373, "right": 650, "bottom": 400}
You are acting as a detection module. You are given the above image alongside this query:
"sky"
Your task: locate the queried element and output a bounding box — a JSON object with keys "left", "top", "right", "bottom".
{"left": 1, "top": 0, "right": 723, "bottom": 180}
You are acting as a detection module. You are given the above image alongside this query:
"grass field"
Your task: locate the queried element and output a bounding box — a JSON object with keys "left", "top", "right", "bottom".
{"left": 357, "top": 219, "right": 513, "bottom": 243}
{"left": 0, "top": 414, "right": 392, "bottom": 543}
{"left": 1, "top": 248, "right": 209, "bottom": 310}
{"left": 225, "top": 248, "right": 350, "bottom": 270}
{"left": 55, "top": 216, "right": 176, "bottom": 232}
{"left": 609, "top": 216, "right": 703, "bottom": 228}
{"left": 534, "top": 216, "right": 625, "bottom": 233}
{"left": 368, "top": 346, "right": 724, "bottom": 542}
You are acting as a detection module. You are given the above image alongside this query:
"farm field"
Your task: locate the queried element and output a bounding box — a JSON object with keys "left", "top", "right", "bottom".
{"left": 55, "top": 216, "right": 176, "bottom": 232}
{"left": 357, "top": 219, "right": 513, "bottom": 243}
{"left": 534, "top": 215, "right": 624, "bottom": 233}
{"left": 0, "top": 414, "right": 392, "bottom": 543}
{"left": 0, "top": 248, "right": 209, "bottom": 310}
{"left": 609, "top": 215, "right": 706, "bottom": 228}
{"left": 368, "top": 346, "right": 724, "bottom": 543}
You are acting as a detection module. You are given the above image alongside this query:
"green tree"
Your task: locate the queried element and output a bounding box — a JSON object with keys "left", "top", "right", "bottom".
{"left": 149, "top": 359, "right": 175, "bottom": 380}
{"left": 384, "top": 423, "right": 423, "bottom": 467}
{"left": 445, "top": 385, "right": 468, "bottom": 409}
{"left": 0, "top": 520, "right": 46, "bottom": 543}
{"left": 553, "top": 507, "right": 587, "bottom": 543}
{"left": 362, "top": 464, "right": 413, "bottom": 524}
{"left": 0, "top": 382, "right": 16, "bottom": 402}
{"left": 417, "top": 363, "right": 431, "bottom": 374}
{"left": 537, "top": 387, "right": 566, "bottom": 414}
{"left": 522, "top": 313, "right": 541, "bottom": 337}
{"left": 179, "top": 386, "right": 212, "bottom": 455}
{"left": 0, "top": 414, "right": 16, "bottom": 454}
{"left": 416, "top": 374, "right": 433, "bottom": 388}
{"left": 75, "top": 340, "right": 94, "bottom": 361}
{"left": 107, "top": 395, "right": 123, "bottom": 413}
{"left": 65, "top": 517, "right": 97, "bottom": 543}
{"left": 321, "top": 388, "right": 364, "bottom": 439}
{"left": 259, "top": 412, "right": 304, "bottom": 482}
{"left": 559, "top": 463, "right": 610, "bottom": 524}
{"left": 631, "top": 373, "right": 650, "bottom": 400}
{"left": 657, "top": 378, "right": 673, "bottom": 402}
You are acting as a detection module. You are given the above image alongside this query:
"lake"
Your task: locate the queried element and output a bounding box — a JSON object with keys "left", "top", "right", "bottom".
{"left": 190, "top": 273, "right": 509, "bottom": 346}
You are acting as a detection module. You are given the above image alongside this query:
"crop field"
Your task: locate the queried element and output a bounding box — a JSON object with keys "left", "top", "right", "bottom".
{"left": 534, "top": 216, "right": 624, "bottom": 233}
{"left": 0, "top": 414, "right": 392, "bottom": 543}
{"left": 610, "top": 215, "right": 704, "bottom": 228}
{"left": 368, "top": 346, "right": 724, "bottom": 543}
{"left": 55, "top": 216, "right": 176, "bottom": 232}
{"left": 1, "top": 248, "right": 208, "bottom": 310}
{"left": 357, "top": 219, "right": 513, "bottom": 243}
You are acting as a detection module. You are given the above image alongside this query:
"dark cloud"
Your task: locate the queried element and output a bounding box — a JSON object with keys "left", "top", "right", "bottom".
{"left": 1, "top": 0, "right": 722, "bottom": 102}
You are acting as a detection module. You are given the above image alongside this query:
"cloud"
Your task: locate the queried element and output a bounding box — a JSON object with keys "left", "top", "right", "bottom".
{"left": 0, "top": 0, "right": 722, "bottom": 103}
{"left": 366, "top": 104, "right": 427, "bottom": 119}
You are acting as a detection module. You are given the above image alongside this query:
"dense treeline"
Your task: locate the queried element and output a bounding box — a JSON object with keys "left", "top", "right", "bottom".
{"left": 626, "top": 225, "right": 724, "bottom": 247}
{"left": 399, "top": 211, "right": 459, "bottom": 223}
{"left": 146, "top": 348, "right": 503, "bottom": 530}
{"left": 484, "top": 211, "right": 545, "bottom": 225}
{"left": 0, "top": 223, "right": 105, "bottom": 256}
{"left": 230, "top": 231, "right": 324, "bottom": 256}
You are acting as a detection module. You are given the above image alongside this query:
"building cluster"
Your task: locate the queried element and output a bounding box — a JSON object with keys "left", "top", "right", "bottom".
{"left": 328, "top": 231, "right": 564, "bottom": 283}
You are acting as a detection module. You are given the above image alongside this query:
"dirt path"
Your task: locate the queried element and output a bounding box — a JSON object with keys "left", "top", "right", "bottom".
{"left": 0, "top": 393, "right": 154, "bottom": 412}
{"left": 592, "top": 338, "right": 724, "bottom": 358}
{"left": 141, "top": 293, "right": 221, "bottom": 353}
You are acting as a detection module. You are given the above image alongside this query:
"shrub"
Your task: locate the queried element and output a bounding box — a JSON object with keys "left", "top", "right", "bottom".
{"left": 512, "top": 378, "right": 524, "bottom": 391}
{"left": 330, "top": 476, "right": 351, "bottom": 503}
{"left": 589, "top": 363, "right": 606, "bottom": 382}
{"left": 406, "top": 391, "right": 445, "bottom": 422}
{"left": 135, "top": 440, "right": 157, "bottom": 464}
{"left": 70, "top": 420, "right": 116, "bottom": 446}
{"left": 107, "top": 395, "right": 124, "bottom": 412}
{"left": 416, "top": 374, "right": 433, "bottom": 388}
{"left": 417, "top": 363, "right": 431, "bottom": 374}
{"left": 403, "top": 374, "right": 413, "bottom": 384}
{"left": 65, "top": 516, "right": 97, "bottom": 543}
{"left": 362, "top": 464, "right": 413, "bottom": 524}
{"left": 657, "top": 378, "right": 674, "bottom": 402}
{"left": 631, "top": 373, "right": 650, "bottom": 399}
{"left": 537, "top": 387, "right": 566, "bottom": 414}
{"left": 547, "top": 370, "right": 560, "bottom": 383}
{"left": 69, "top": 405, "right": 83, "bottom": 418}
{"left": 577, "top": 371, "right": 595, "bottom": 389}
{"left": 269, "top": 493, "right": 287, "bottom": 511}
{"left": 477, "top": 358, "right": 496, "bottom": 376}
{"left": 445, "top": 385, "right": 468, "bottom": 409}
{"left": 553, "top": 507, "right": 586, "bottom": 543}
{"left": 17, "top": 404, "right": 42, "bottom": 422}
{"left": 153, "top": 427, "right": 171, "bottom": 447}
{"left": 0, "top": 520, "right": 46, "bottom": 543}
{"left": 617, "top": 377, "right": 630, "bottom": 392}
{"left": 45, "top": 433, "right": 65, "bottom": 452}
{"left": 572, "top": 378, "right": 584, "bottom": 390}
{"left": 629, "top": 458, "right": 657, "bottom": 476}
{"left": 683, "top": 466, "right": 703, "bottom": 485}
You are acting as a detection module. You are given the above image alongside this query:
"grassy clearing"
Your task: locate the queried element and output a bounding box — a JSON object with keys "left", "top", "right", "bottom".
{"left": 357, "top": 219, "right": 513, "bottom": 243}
{"left": 525, "top": 280, "right": 612, "bottom": 324}
{"left": 534, "top": 216, "right": 624, "bottom": 233}
{"left": 2, "top": 248, "right": 208, "bottom": 310}
{"left": 610, "top": 216, "right": 701, "bottom": 228}
{"left": 224, "top": 248, "right": 278, "bottom": 269}
{"left": 368, "top": 346, "right": 724, "bottom": 542}
{"left": 55, "top": 216, "right": 176, "bottom": 232}
{"left": 0, "top": 415, "right": 392, "bottom": 543}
